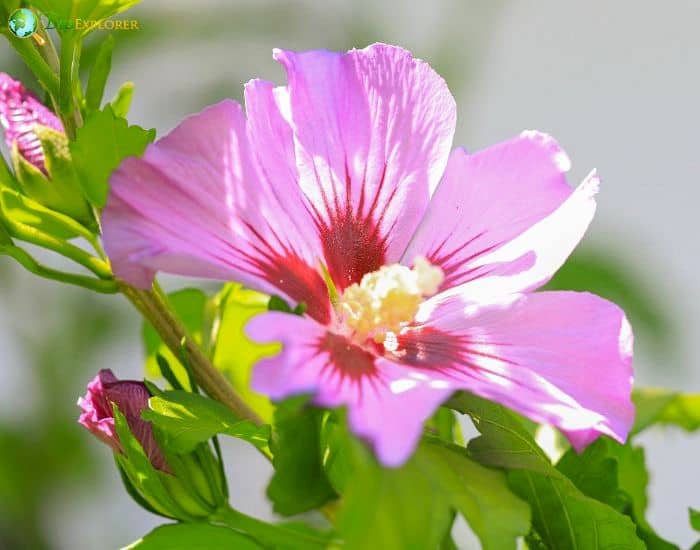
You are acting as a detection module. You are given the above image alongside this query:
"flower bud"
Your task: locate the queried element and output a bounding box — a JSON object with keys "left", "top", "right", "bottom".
{"left": 78, "top": 369, "right": 170, "bottom": 472}
{"left": 78, "top": 370, "right": 227, "bottom": 521}
{"left": 0, "top": 73, "right": 63, "bottom": 174}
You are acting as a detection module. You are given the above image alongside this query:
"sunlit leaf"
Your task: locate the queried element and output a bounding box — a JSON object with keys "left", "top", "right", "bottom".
{"left": 143, "top": 390, "right": 270, "bottom": 453}
{"left": 420, "top": 439, "right": 530, "bottom": 550}
{"left": 123, "top": 523, "right": 262, "bottom": 550}
{"left": 85, "top": 34, "right": 114, "bottom": 111}
{"left": 109, "top": 81, "right": 134, "bottom": 118}
{"left": 212, "top": 284, "right": 277, "bottom": 423}
{"left": 447, "top": 392, "right": 645, "bottom": 549}
{"left": 632, "top": 388, "right": 700, "bottom": 435}
{"left": 69, "top": 105, "right": 155, "bottom": 207}
{"left": 336, "top": 438, "right": 453, "bottom": 550}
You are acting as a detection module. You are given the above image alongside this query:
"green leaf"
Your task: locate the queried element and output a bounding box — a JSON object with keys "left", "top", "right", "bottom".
{"left": 557, "top": 438, "right": 677, "bottom": 549}
{"left": 32, "top": 0, "right": 145, "bottom": 36}
{"left": 123, "top": 523, "right": 262, "bottom": 550}
{"left": 142, "top": 390, "right": 270, "bottom": 453}
{"left": 69, "top": 105, "right": 155, "bottom": 207}
{"left": 213, "top": 284, "right": 277, "bottom": 423}
{"left": 336, "top": 438, "right": 453, "bottom": 550}
{"left": 690, "top": 509, "right": 700, "bottom": 533}
{"left": 143, "top": 288, "right": 207, "bottom": 389}
{"left": 267, "top": 398, "right": 336, "bottom": 516}
{"left": 109, "top": 81, "right": 135, "bottom": 118}
{"left": 447, "top": 392, "right": 645, "bottom": 550}
{"left": 420, "top": 439, "right": 530, "bottom": 550}
{"left": 632, "top": 388, "right": 700, "bottom": 435}
{"left": 85, "top": 34, "right": 114, "bottom": 112}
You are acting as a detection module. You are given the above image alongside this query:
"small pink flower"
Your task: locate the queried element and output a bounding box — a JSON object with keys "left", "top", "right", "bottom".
{"left": 0, "top": 73, "right": 63, "bottom": 173}
{"left": 102, "top": 44, "right": 634, "bottom": 466}
{"left": 78, "top": 369, "right": 169, "bottom": 472}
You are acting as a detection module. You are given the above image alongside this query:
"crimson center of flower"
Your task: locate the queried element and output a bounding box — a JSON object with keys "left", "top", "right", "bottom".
{"left": 335, "top": 256, "right": 444, "bottom": 346}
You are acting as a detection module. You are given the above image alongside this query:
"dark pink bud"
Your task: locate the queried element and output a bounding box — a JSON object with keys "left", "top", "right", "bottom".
{"left": 0, "top": 73, "right": 64, "bottom": 173}
{"left": 78, "top": 369, "right": 170, "bottom": 472}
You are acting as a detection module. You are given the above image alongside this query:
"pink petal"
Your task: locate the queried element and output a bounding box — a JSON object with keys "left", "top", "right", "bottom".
{"left": 399, "top": 290, "right": 635, "bottom": 449}
{"left": 0, "top": 73, "right": 63, "bottom": 172}
{"left": 102, "top": 100, "right": 331, "bottom": 322}
{"left": 247, "top": 312, "right": 452, "bottom": 466}
{"left": 274, "top": 44, "right": 456, "bottom": 290}
{"left": 404, "top": 132, "right": 596, "bottom": 299}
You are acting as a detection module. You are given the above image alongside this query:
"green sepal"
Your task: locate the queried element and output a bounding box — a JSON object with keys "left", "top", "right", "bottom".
{"left": 0, "top": 218, "right": 13, "bottom": 245}
{"left": 115, "top": 456, "right": 169, "bottom": 518}
{"left": 112, "top": 404, "right": 191, "bottom": 521}
{"left": 0, "top": 153, "right": 20, "bottom": 191}
{"left": 11, "top": 127, "right": 94, "bottom": 227}
{"left": 157, "top": 454, "right": 217, "bottom": 519}
{"left": 0, "top": 187, "right": 94, "bottom": 241}
{"left": 85, "top": 34, "right": 115, "bottom": 112}
{"left": 109, "top": 81, "right": 135, "bottom": 118}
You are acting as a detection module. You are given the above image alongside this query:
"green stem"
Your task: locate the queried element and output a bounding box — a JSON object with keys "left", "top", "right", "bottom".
{"left": 35, "top": 17, "right": 61, "bottom": 76}
{"left": 0, "top": 244, "right": 118, "bottom": 293}
{"left": 120, "top": 283, "right": 263, "bottom": 425}
{"left": 2, "top": 216, "right": 112, "bottom": 278}
{"left": 59, "top": 32, "right": 82, "bottom": 138}
{"left": 5, "top": 34, "right": 60, "bottom": 99}
{"left": 212, "top": 505, "right": 330, "bottom": 549}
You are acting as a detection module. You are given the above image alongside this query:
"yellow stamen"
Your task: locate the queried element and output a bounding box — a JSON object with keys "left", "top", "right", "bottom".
{"left": 337, "top": 256, "right": 444, "bottom": 343}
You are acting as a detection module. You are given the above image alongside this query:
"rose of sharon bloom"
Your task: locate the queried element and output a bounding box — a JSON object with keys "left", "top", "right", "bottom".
{"left": 78, "top": 369, "right": 169, "bottom": 472}
{"left": 102, "top": 44, "right": 634, "bottom": 466}
{"left": 0, "top": 73, "right": 64, "bottom": 173}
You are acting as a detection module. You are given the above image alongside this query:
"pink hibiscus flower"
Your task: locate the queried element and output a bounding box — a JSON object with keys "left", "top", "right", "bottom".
{"left": 102, "top": 44, "right": 634, "bottom": 466}
{"left": 0, "top": 72, "right": 64, "bottom": 173}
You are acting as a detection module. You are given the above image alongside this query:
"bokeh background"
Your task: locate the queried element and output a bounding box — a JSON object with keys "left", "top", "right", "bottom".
{"left": 1, "top": 1, "right": 698, "bottom": 548}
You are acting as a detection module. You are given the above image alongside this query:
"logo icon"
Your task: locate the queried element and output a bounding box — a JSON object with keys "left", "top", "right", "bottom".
{"left": 8, "top": 8, "right": 43, "bottom": 44}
